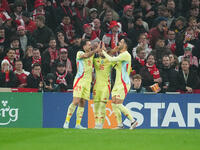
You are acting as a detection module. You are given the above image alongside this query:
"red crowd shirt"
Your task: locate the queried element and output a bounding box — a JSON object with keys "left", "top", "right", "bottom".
{"left": 14, "top": 70, "right": 30, "bottom": 84}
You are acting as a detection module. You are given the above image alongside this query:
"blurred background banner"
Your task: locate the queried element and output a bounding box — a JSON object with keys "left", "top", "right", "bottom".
{"left": 0, "top": 92, "right": 42, "bottom": 127}
{"left": 43, "top": 93, "right": 200, "bottom": 129}
{"left": 88, "top": 100, "right": 118, "bottom": 129}
{"left": 1, "top": 93, "right": 200, "bottom": 128}
{"left": 43, "top": 92, "right": 88, "bottom": 128}
{"left": 123, "top": 94, "right": 200, "bottom": 129}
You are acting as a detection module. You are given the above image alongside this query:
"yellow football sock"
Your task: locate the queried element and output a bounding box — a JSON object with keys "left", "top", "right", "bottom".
{"left": 76, "top": 106, "right": 84, "bottom": 125}
{"left": 117, "top": 104, "right": 134, "bottom": 121}
{"left": 99, "top": 102, "right": 106, "bottom": 125}
{"left": 94, "top": 101, "right": 100, "bottom": 125}
{"left": 111, "top": 103, "right": 122, "bottom": 126}
{"left": 65, "top": 103, "right": 77, "bottom": 123}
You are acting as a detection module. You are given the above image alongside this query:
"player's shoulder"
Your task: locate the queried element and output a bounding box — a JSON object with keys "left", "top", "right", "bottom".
{"left": 125, "top": 51, "right": 131, "bottom": 58}
{"left": 77, "top": 51, "right": 85, "bottom": 55}
{"left": 120, "top": 51, "right": 130, "bottom": 57}
{"left": 124, "top": 51, "right": 131, "bottom": 55}
{"left": 104, "top": 58, "right": 113, "bottom": 65}
{"left": 76, "top": 51, "right": 85, "bottom": 58}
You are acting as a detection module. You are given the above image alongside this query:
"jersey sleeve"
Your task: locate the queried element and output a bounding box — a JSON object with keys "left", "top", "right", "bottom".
{"left": 102, "top": 50, "right": 127, "bottom": 62}
{"left": 76, "top": 51, "right": 85, "bottom": 59}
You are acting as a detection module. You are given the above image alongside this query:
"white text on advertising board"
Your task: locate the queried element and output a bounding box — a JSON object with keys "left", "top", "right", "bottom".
{"left": 0, "top": 100, "right": 19, "bottom": 125}
{"left": 123, "top": 102, "right": 200, "bottom": 127}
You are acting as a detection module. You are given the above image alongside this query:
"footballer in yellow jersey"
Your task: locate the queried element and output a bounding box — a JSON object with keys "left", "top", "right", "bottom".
{"left": 63, "top": 40, "right": 100, "bottom": 129}
{"left": 93, "top": 56, "right": 113, "bottom": 128}
{"left": 102, "top": 38, "right": 138, "bottom": 129}
{"left": 93, "top": 57, "right": 112, "bottom": 102}
{"left": 73, "top": 51, "right": 94, "bottom": 100}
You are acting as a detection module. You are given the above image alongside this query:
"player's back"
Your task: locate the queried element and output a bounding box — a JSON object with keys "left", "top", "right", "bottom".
{"left": 75, "top": 51, "right": 94, "bottom": 82}
{"left": 94, "top": 57, "right": 112, "bottom": 85}
{"left": 114, "top": 51, "right": 131, "bottom": 86}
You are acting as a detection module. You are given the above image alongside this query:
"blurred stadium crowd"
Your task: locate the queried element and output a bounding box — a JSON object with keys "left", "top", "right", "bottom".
{"left": 0, "top": 0, "right": 200, "bottom": 93}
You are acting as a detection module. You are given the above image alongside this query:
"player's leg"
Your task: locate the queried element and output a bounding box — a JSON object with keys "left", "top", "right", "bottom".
{"left": 63, "top": 97, "right": 80, "bottom": 129}
{"left": 98, "top": 87, "right": 110, "bottom": 128}
{"left": 94, "top": 101, "right": 101, "bottom": 128}
{"left": 64, "top": 79, "right": 83, "bottom": 128}
{"left": 75, "top": 82, "right": 91, "bottom": 129}
{"left": 75, "top": 98, "right": 86, "bottom": 129}
{"left": 115, "top": 99, "right": 138, "bottom": 129}
{"left": 93, "top": 88, "right": 101, "bottom": 128}
{"left": 94, "top": 87, "right": 109, "bottom": 129}
{"left": 111, "top": 96, "right": 123, "bottom": 128}
{"left": 111, "top": 87, "right": 123, "bottom": 128}
{"left": 115, "top": 99, "right": 134, "bottom": 121}
{"left": 99, "top": 101, "right": 107, "bottom": 128}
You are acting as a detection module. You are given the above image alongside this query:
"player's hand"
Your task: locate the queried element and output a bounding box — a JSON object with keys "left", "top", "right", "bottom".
{"left": 95, "top": 42, "right": 102, "bottom": 53}
{"left": 112, "top": 46, "right": 119, "bottom": 53}
{"left": 101, "top": 42, "right": 106, "bottom": 51}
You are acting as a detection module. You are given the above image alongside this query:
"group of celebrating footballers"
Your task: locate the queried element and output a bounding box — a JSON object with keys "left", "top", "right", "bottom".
{"left": 63, "top": 38, "right": 138, "bottom": 129}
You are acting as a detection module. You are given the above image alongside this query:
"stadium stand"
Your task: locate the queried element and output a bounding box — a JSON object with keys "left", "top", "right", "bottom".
{"left": 0, "top": 0, "right": 200, "bottom": 93}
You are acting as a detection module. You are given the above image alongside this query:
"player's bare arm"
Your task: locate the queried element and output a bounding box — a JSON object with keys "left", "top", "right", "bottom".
{"left": 100, "top": 42, "right": 120, "bottom": 55}
{"left": 79, "top": 43, "right": 101, "bottom": 59}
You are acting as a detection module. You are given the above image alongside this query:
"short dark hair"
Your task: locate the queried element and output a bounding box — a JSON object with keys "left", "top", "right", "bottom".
{"left": 57, "top": 62, "right": 65, "bottom": 67}
{"left": 49, "top": 36, "right": 56, "bottom": 42}
{"left": 33, "top": 48, "right": 40, "bottom": 52}
{"left": 80, "top": 39, "right": 90, "bottom": 50}
{"left": 32, "top": 63, "right": 41, "bottom": 69}
{"left": 181, "top": 58, "right": 190, "bottom": 64}
{"left": 168, "top": 28, "right": 175, "bottom": 33}
{"left": 6, "top": 48, "right": 15, "bottom": 54}
{"left": 15, "top": 59, "right": 22, "bottom": 64}
{"left": 10, "top": 36, "right": 19, "bottom": 43}
{"left": 146, "top": 52, "right": 155, "bottom": 60}
{"left": 119, "top": 36, "right": 132, "bottom": 50}
{"left": 56, "top": 31, "right": 65, "bottom": 36}
{"left": 188, "top": 16, "right": 196, "bottom": 23}
{"left": 156, "top": 37, "right": 165, "bottom": 42}
{"left": 162, "top": 55, "right": 170, "bottom": 60}
{"left": 138, "top": 33, "right": 146, "bottom": 42}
